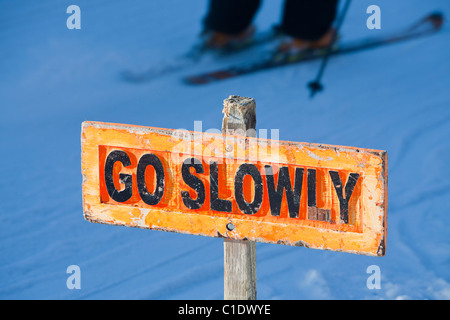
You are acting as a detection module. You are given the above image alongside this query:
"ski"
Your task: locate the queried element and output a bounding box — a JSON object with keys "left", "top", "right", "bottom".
{"left": 121, "top": 27, "right": 281, "bottom": 83}
{"left": 184, "top": 12, "right": 443, "bottom": 85}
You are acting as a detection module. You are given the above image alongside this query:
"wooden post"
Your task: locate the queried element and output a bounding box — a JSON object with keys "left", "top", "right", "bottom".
{"left": 222, "top": 95, "right": 257, "bottom": 300}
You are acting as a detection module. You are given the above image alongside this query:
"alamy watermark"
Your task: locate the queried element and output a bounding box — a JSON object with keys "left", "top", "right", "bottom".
{"left": 366, "top": 265, "right": 381, "bottom": 290}
{"left": 170, "top": 120, "right": 281, "bottom": 169}
{"left": 66, "top": 265, "right": 81, "bottom": 290}
{"left": 367, "top": 5, "right": 381, "bottom": 30}
{"left": 66, "top": 5, "right": 381, "bottom": 31}
{"left": 67, "top": 5, "right": 81, "bottom": 30}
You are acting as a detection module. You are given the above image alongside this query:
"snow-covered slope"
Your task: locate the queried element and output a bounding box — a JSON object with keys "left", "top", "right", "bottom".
{"left": 1, "top": 0, "right": 449, "bottom": 299}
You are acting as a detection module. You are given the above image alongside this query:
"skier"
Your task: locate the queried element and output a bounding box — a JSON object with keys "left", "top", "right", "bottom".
{"left": 202, "top": 0, "right": 339, "bottom": 52}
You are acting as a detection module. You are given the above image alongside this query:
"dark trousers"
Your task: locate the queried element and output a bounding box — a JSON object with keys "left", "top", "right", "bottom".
{"left": 204, "top": 0, "right": 339, "bottom": 41}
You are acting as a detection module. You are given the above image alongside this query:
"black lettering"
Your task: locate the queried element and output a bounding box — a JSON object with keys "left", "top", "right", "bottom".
{"left": 104, "top": 150, "right": 133, "bottom": 202}
{"left": 181, "top": 157, "right": 205, "bottom": 209}
{"left": 234, "top": 163, "right": 263, "bottom": 215}
{"left": 265, "top": 166, "right": 304, "bottom": 218}
{"left": 210, "top": 161, "right": 232, "bottom": 212}
{"left": 136, "top": 153, "right": 165, "bottom": 205}
{"left": 329, "top": 171, "right": 360, "bottom": 224}
{"left": 307, "top": 169, "right": 316, "bottom": 207}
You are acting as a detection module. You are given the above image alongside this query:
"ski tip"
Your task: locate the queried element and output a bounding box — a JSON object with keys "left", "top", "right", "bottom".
{"left": 426, "top": 11, "right": 444, "bottom": 30}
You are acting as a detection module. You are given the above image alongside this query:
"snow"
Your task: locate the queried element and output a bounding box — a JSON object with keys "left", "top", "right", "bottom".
{"left": 1, "top": 0, "right": 450, "bottom": 300}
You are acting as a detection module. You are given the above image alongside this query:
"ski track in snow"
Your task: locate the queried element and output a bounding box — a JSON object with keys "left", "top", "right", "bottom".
{"left": 1, "top": 0, "right": 450, "bottom": 299}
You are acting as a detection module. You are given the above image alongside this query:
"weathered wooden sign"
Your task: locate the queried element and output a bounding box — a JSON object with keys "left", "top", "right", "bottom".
{"left": 81, "top": 121, "right": 387, "bottom": 256}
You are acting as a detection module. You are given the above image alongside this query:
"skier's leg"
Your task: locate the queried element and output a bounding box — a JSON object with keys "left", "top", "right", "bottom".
{"left": 203, "top": 0, "right": 262, "bottom": 35}
{"left": 280, "top": 0, "right": 338, "bottom": 48}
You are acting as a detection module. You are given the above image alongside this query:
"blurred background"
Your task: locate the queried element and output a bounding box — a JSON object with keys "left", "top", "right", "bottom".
{"left": 1, "top": 0, "right": 449, "bottom": 299}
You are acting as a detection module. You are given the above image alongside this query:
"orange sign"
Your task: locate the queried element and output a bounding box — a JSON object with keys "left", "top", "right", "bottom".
{"left": 81, "top": 121, "right": 387, "bottom": 256}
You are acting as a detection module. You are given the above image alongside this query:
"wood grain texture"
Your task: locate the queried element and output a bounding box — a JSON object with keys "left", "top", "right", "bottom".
{"left": 224, "top": 238, "right": 257, "bottom": 300}
{"left": 222, "top": 95, "right": 257, "bottom": 300}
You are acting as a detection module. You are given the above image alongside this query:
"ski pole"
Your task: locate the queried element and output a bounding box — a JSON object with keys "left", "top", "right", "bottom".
{"left": 308, "top": 0, "right": 352, "bottom": 98}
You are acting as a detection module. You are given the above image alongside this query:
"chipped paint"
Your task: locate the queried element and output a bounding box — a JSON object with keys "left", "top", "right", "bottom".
{"left": 81, "top": 121, "right": 387, "bottom": 256}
